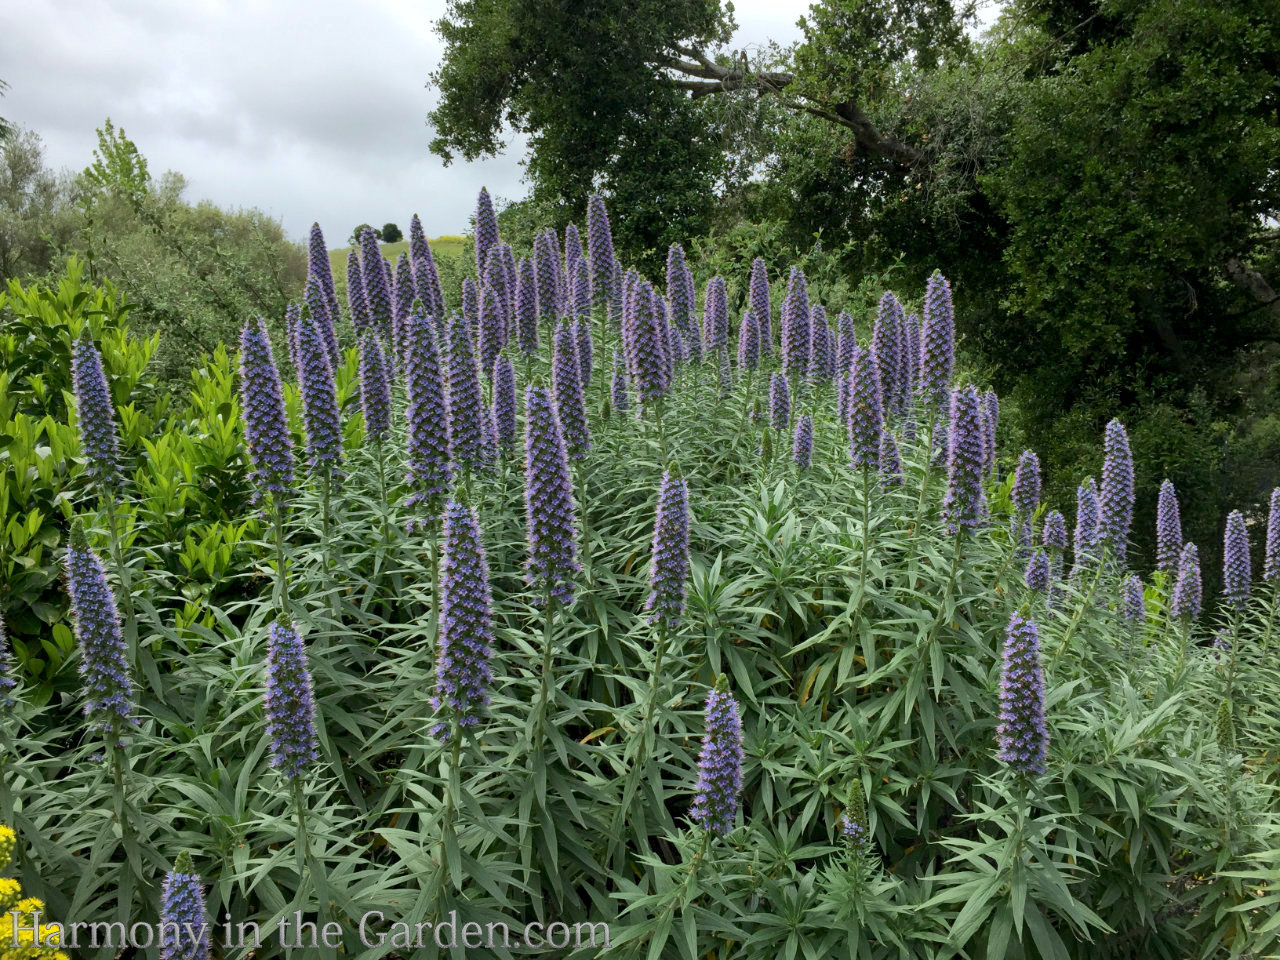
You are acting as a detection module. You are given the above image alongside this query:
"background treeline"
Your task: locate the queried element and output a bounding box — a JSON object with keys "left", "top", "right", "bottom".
{"left": 429, "top": 0, "right": 1280, "bottom": 590}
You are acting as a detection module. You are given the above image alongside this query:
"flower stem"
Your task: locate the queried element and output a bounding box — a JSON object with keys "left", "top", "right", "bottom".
{"left": 273, "top": 498, "right": 291, "bottom": 616}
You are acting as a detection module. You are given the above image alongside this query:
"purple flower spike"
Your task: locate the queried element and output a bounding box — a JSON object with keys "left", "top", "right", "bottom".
{"left": 848, "top": 345, "right": 883, "bottom": 472}
{"left": 483, "top": 245, "right": 512, "bottom": 331}
{"left": 523, "top": 386, "right": 581, "bottom": 606}
{"left": 535, "top": 228, "right": 562, "bottom": 321}
{"left": 573, "top": 317, "right": 594, "bottom": 388}
{"left": 942, "top": 385, "right": 988, "bottom": 533}
{"left": 737, "top": 310, "right": 759, "bottom": 373}
{"left": 904, "top": 313, "right": 921, "bottom": 399}
{"left": 1099, "top": 419, "right": 1134, "bottom": 564}
{"left": 781, "top": 267, "right": 811, "bottom": 383}
{"left": 358, "top": 331, "right": 392, "bottom": 446}
{"left": 1043, "top": 511, "right": 1067, "bottom": 551}
{"left": 444, "top": 310, "right": 486, "bottom": 472}
{"left": 872, "top": 292, "right": 905, "bottom": 415}
{"left": 473, "top": 187, "right": 499, "bottom": 278}
{"left": 391, "top": 253, "right": 416, "bottom": 364}
{"left": 563, "top": 222, "right": 583, "bottom": 277}
{"left": 879, "top": 431, "right": 904, "bottom": 487}
{"left": 920, "top": 271, "right": 955, "bottom": 414}
{"left": 1072, "top": 478, "right": 1100, "bottom": 577}
{"left": 1170, "top": 542, "right": 1201, "bottom": 622}
{"left": 347, "top": 251, "right": 371, "bottom": 335}
{"left": 431, "top": 500, "right": 495, "bottom": 735}
{"left": 159, "top": 851, "right": 212, "bottom": 960}
{"left": 981, "top": 390, "right": 999, "bottom": 475}
{"left": 553, "top": 321, "right": 591, "bottom": 460}
{"left": 72, "top": 331, "right": 123, "bottom": 490}
{"left": 1266, "top": 488, "right": 1280, "bottom": 583}
{"left": 689, "top": 675, "right": 744, "bottom": 836}
{"left": 493, "top": 354, "right": 518, "bottom": 458}
{"left": 479, "top": 284, "right": 506, "bottom": 382}
{"left": 1025, "top": 550, "right": 1050, "bottom": 591}
{"left": 359, "top": 226, "right": 393, "bottom": 347}
{"left": 1012, "top": 450, "right": 1041, "bottom": 547}
{"left": 65, "top": 522, "right": 137, "bottom": 740}
{"left": 409, "top": 214, "right": 445, "bottom": 319}
{"left": 703, "top": 277, "right": 729, "bottom": 354}
{"left": 1156, "top": 480, "right": 1183, "bottom": 575}
{"left": 0, "top": 612, "right": 17, "bottom": 706}
{"left": 808, "top": 306, "right": 834, "bottom": 383}
{"left": 303, "top": 274, "right": 340, "bottom": 370}
{"left": 1223, "top": 510, "right": 1251, "bottom": 609}
{"left": 239, "top": 317, "right": 294, "bottom": 504}
{"left": 570, "top": 257, "right": 592, "bottom": 321}
{"left": 996, "top": 612, "right": 1049, "bottom": 777}
{"left": 611, "top": 350, "right": 631, "bottom": 414}
{"left": 749, "top": 258, "right": 772, "bottom": 355}
{"left": 792, "top": 415, "right": 814, "bottom": 470}
{"left": 836, "top": 312, "right": 856, "bottom": 376}
{"left": 515, "top": 258, "right": 539, "bottom": 356}
{"left": 1123, "top": 574, "right": 1146, "bottom": 624}
{"left": 769, "top": 371, "right": 791, "bottom": 431}
{"left": 308, "top": 222, "right": 341, "bottom": 329}
{"left": 586, "top": 195, "right": 617, "bottom": 308}
{"left": 264, "top": 615, "right": 319, "bottom": 780}
{"left": 296, "top": 316, "right": 345, "bottom": 484}
{"left": 622, "top": 279, "right": 672, "bottom": 407}
{"left": 403, "top": 311, "right": 451, "bottom": 509}
{"left": 646, "top": 471, "right": 692, "bottom": 628}
{"left": 666, "top": 243, "right": 696, "bottom": 347}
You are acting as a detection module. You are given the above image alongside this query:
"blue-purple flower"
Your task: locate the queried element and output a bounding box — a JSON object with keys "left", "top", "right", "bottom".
{"left": 872, "top": 292, "right": 905, "bottom": 415}
{"left": 611, "top": 349, "right": 630, "bottom": 414}
{"left": 0, "top": 612, "right": 17, "bottom": 706}
{"left": 409, "top": 213, "right": 445, "bottom": 319}
{"left": 793, "top": 415, "right": 814, "bottom": 470}
{"left": 781, "top": 267, "right": 811, "bottom": 383}
{"left": 445, "top": 310, "right": 486, "bottom": 473}
{"left": 769, "top": 371, "right": 791, "bottom": 431}
{"left": 737, "top": 310, "right": 759, "bottom": 373}
{"left": 493, "top": 354, "right": 517, "bottom": 458}
{"left": 920, "top": 271, "right": 954, "bottom": 414}
{"left": 1223, "top": 510, "right": 1251, "bottom": 609}
{"left": 72, "top": 331, "right": 123, "bottom": 490}
{"left": 360, "top": 226, "right": 394, "bottom": 346}
{"left": 943, "top": 385, "right": 988, "bottom": 533}
{"left": 996, "top": 613, "right": 1048, "bottom": 776}
{"left": 1156, "top": 480, "right": 1183, "bottom": 575}
{"left": 573, "top": 317, "right": 594, "bottom": 388}
{"left": 646, "top": 471, "right": 691, "bottom": 628}
{"left": 703, "top": 277, "right": 728, "bottom": 354}
{"left": 474, "top": 186, "right": 499, "bottom": 279}
{"left": 749, "top": 257, "right": 772, "bottom": 355}
{"left": 431, "top": 500, "right": 495, "bottom": 735}
{"left": 1099, "top": 419, "right": 1134, "bottom": 564}
{"left": 553, "top": 321, "right": 591, "bottom": 460}
{"left": 295, "top": 316, "right": 345, "bottom": 484}
{"left": 239, "top": 316, "right": 294, "bottom": 504}
{"left": 1170, "top": 542, "right": 1201, "bottom": 622}
{"left": 264, "top": 615, "right": 319, "bottom": 780}
{"left": 403, "top": 311, "right": 451, "bottom": 509}
{"left": 848, "top": 345, "right": 883, "bottom": 472}
{"left": 1123, "top": 574, "right": 1146, "bottom": 624}
{"left": 515, "top": 258, "right": 539, "bottom": 355}
{"left": 689, "top": 675, "right": 744, "bottom": 836}
{"left": 1266, "top": 488, "right": 1280, "bottom": 583}
{"left": 523, "top": 386, "right": 581, "bottom": 606}
{"left": 358, "top": 330, "right": 392, "bottom": 446}
{"left": 586, "top": 195, "right": 617, "bottom": 306}
{"left": 1072, "top": 478, "right": 1100, "bottom": 577}
{"left": 622, "top": 279, "right": 672, "bottom": 407}
{"left": 347, "top": 251, "right": 371, "bottom": 334}
{"left": 159, "top": 851, "right": 212, "bottom": 960}
{"left": 879, "top": 431, "right": 904, "bottom": 487}
{"left": 1025, "top": 551, "right": 1050, "bottom": 592}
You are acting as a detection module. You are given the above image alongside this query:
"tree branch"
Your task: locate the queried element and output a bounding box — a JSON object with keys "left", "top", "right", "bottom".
{"left": 1224, "top": 256, "right": 1280, "bottom": 321}
{"left": 660, "top": 46, "right": 925, "bottom": 167}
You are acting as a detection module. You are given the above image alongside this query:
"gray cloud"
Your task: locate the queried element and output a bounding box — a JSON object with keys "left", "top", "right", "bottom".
{"left": 4, "top": 0, "right": 805, "bottom": 243}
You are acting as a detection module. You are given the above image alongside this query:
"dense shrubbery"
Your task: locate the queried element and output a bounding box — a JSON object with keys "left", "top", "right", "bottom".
{"left": 2, "top": 195, "right": 1280, "bottom": 960}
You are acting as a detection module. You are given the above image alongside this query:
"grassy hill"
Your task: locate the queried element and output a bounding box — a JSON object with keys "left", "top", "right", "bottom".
{"left": 326, "top": 235, "right": 465, "bottom": 281}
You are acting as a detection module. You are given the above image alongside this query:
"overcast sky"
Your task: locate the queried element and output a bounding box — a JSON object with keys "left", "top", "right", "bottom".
{"left": 2, "top": 0, "right": 812, "bottom": 245}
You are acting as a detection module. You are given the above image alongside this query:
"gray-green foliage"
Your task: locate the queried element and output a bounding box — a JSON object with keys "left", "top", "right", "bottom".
{"left": 3, "top": 283, "right": 1279, "bottom": 958}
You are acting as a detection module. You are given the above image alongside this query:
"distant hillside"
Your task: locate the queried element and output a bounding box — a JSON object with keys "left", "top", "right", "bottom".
{"left": 326, "top": 236, "right": 465, "bottom": 308}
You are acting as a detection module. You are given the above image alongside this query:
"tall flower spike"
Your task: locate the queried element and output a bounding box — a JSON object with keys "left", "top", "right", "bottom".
{"left": 872, "top": 292, "right": 905, "bottom": 415}
{"left": 848, "top": 344, "right": 883, "bottom": 472}
{"left": 239, "top": 316, "right": 294, "bottom": 503}
{"left": 534, "top": 228, "right": 561, "bottom": 321}
{"left": 72, "top": 330, "right": 123, "bottom": 490}
{"left": 736, "top": 310, "right": 759, "bottom": 372}
{"left": 160, "top": 851, "right": 212, "bottom": 960}
{"left": 461, "top": 277, "right": 479, "bottom": 341}
{"left": 403, "top": 310, "right": 451, "bottom": 509}
{"left": 264, "top": 615, "right": 319, "bottom": 780}
{"left": 904, "top": 312, "right": 921, "bottom": 399}
{"left": 409, "top": 213, "right": 445, "bottom": 319}
{"left": 573, "top": 316, "right": 594, "bottom": 388}
{"left": 1123, "top": 574, "right": 1146, "bottom": 624}
{"left": 769, "top": 371, "right": 791, "bottom": 431}
{"left": 570, "top": 257, "right": 592, "bottom": 321}
{"left": 808, "top": 306, "right": 834, "bottom": 383}
{"left": 1223, "top": 510, "right": 1251, "bottom": 609}
{"left": 622, "top": 279, "right": 672, "bottom": 406}
{"left": 646, "top": 471, "right": 692, "bottom": 628}
{"left": 515, "top": 258, "right": 539, "bottom": 355}
{"left": 611, "top": 350, "right": 631, "bottom": 414}
{"left": 1154, "top": 480, "right": 1182, "bottom": 577}
{"left": 665, "top": 243, "right": 695, "bottom": 348}
{"left": 0, "top": 612, "right": 17, "bottom": 706}
{"left": 473, "top": 186, "right": 499, "bottom": 279}
{"left": 478, "top": 284, "right": 506, "bottom": 382}
{"left": 836, "top": 311, "right": 856, "bottom": 376}
{"left": 499, "top": 244, "right": 518, "bottom": 319}
{"left": 1266, "top": 488, "right": 1280, "bottom": 583}
{"left": 553, "top": 321, "right": 591, "bottom": 460}
{"left": 1170, "top": 542, "right": 1201, "bottom": 622}
{"left": 981, "top": 390, "right": 1000, "bottom": 474}
{"left": 358, "top": 330, "right": 392, "bottom": 446}
{"left": 346, "top": 251, "right": 371, "bottom": 334}
{"left": 307, "top": 222, "right": 341, "bottom": 329}
{"left": 879, "top": 430, "right": 904, "bottom": 487}
{"left": 359, "top": 226, "right": 393, "bottom": 346}
{"left": 1043, "top": 511, "right": 1067, "bottom": 551}
{"left": 996, "top": 612, "right": 1049, "bottom": 777}
{"left": 943, "top": 385, "right": 989, "bottom": 533}
{"left": 391, "top": 252, "right": 416, "bottom": 365}
{"left": 792, "top": 415, "right": 814, "bottom": 470}
{"left": 690, "top": 675, "right": 744, "bottom": 836}
{"left": 65, "top": 522, "right": 136, "bottom": 740}
{"left": 749, "top": 257, "right": 772, "bottom": 355}
{"left": 493, "top": 354, "right": 517, "bottom": 457}
{"left": 1025, "top": 550, "right": 1050, "bottom": 591}
{"left": 1099, "top": 418, "right": 1134, "bottom": 564}
{"left": 523, "top": 386, "right": 581, "bottom": 606}
{"left": 285, "top": 301, "right": 303, "bottom": 375}
{"left": 703, "top": 276, "right": 728, "bottom": 354}
{"left": 781, "top": 267, "right": 811, "bottom": 383}
{"left": 295, "top": 316, "right": 345, "bottom": 484}
{"left": 563, "top": 222, "right": 583, "bottom": 277}
{"left": 303, "top": 272, "right": 339, "bottom": 370}
{"left": 445, "top": 310, "right": 486, "bottom": 473}
{"left": 431, "top": 500, "right": 495, "bottom": 735}
{"left": 919, "top": 270, "right": 955, "bottom": 414}
{"left": 484, "top": 245, "right": 512, "bottom": 329}
{"left": 586, "top": 194, "right": 617, "bottom": 308}
{"left": 1072, "top": 478, "right": 1100, "bottom": 576}
{"left": 1012, "top": 450, "right": 1042, "bottom": 547}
